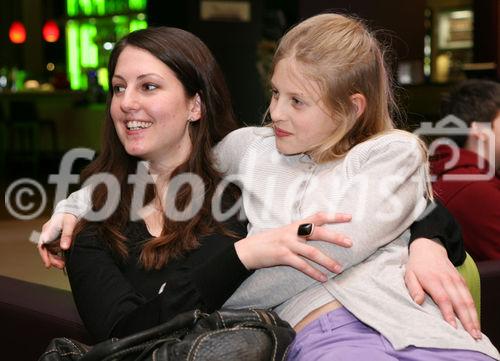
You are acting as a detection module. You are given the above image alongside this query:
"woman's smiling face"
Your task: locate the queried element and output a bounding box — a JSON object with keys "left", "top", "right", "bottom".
{"left": 110, "top": 45, "right": 200, "bottom": 169}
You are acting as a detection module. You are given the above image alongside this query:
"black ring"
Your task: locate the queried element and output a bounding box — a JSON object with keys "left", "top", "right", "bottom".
{"left": 297, "top": 223, "right": 314, "bottom": 238}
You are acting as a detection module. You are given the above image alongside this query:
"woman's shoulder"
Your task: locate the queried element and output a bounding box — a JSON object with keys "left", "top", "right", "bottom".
{"left": 342, "top": 130, "right": 424, "bottom": 175}
{"left": 348, "top": 130, "right": 422, "bottom": 160}
{"left": 214, "top": 126, "right": 274, "bottom": 173}
{"left": 355, "top": 130, "right": 420, "bottom": 151}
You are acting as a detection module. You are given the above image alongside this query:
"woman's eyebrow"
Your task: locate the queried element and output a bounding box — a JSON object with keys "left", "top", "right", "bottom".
{"left": 270, "top": 81, "right": 305, "bottom": 96}
{"left": 112, "top": 73, "right": 164, "bottom": 81}
{"left": 137, "top": 73, "right": 164, "bottom": 80}
{"left": 112, "top": 74, "right": 125, "bottom": 81}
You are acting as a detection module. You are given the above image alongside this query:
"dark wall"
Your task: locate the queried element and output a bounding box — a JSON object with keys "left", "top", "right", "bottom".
{"left": 474, "top": 0, "right": 500, "bottom": 79}
{"left": 0, "top": 0, "right": 65, "bottom": 79}
{"left": 0, "top": 2, "right": 24, "bottom": 69}
{"left": 147, "top": 0, "right": 266, "bottom": 125}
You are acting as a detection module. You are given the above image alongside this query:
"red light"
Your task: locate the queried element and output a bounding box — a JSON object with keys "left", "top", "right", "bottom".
{"left": 43, "top": 20, "right": 60, "bottom": 43}
{"left": 9, "top": 21, "right": 26, "bottom": 44}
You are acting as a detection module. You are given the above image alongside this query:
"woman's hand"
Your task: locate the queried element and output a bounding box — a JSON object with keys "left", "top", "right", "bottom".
{"left": 405, "top": 237, "right": 481, "bottom": 340}
{"left": 37, "top": 213, "right": 78, "bottom": 269}
{"left": 234, "top": 212, "right": 352, "bottom": 282}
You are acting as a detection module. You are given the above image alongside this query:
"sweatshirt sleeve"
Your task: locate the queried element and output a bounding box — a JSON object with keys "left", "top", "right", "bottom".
{"left": 315, "top": 134, "right": 429, "bottom": 269}
{"left": 53, "top": 186, "right": 92, "bottom": 218}
{"left": 213, "top": 127, "right": 265, "bottom": 175}
{"left": 224, "top": 132, "right": 429, "bottom": 309}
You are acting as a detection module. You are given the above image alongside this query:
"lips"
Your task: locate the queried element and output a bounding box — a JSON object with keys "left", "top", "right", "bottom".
{"left": 274, "top": 126, "right": 292, "bottom": 138}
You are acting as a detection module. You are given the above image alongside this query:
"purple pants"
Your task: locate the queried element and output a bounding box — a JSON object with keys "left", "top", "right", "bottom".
{"left": 286, "top": 307, "right": 494, "bottom": 361}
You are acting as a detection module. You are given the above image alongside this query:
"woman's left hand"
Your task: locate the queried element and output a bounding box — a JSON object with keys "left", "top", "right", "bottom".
{"left": 404, "top": 237, "right": 481, "bottom": 340}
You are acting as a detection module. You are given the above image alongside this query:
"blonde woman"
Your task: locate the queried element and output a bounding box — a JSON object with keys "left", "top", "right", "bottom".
{"left": 217, "top": 14, "right": 498, "bottom": 360}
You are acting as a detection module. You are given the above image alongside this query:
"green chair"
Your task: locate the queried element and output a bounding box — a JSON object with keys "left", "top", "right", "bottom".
{"left": 457, "top": 253, "right": 481, "bottom": 317}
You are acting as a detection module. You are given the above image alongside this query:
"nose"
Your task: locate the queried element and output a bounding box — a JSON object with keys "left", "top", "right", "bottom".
{"left": 120, "top": 88, "right": 140, "bottom": 112}
{"left": 269, "top": 97, "right": 286, "bottom": 124}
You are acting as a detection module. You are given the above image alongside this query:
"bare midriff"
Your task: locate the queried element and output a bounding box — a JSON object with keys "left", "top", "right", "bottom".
{"left": 294, "top": 299, "right": 343, "bottom": 332}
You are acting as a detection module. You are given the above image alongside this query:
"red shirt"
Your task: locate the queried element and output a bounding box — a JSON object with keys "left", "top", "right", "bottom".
{"left": 431, "top": 145, "right": 500, "bottom": 261}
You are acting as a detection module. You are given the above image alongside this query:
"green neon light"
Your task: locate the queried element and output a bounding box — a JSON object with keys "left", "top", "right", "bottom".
{"left": 114, "top": 16, "right": 130, "bottom": 40}
{"left": 97, "top": 67, "right": 109, "bottom": 91}
{"left": 67, "top": 0, "right": 149, "bottom": 17}
{"left": 66, "top": 0, "right": 78, "bottom": 16}
{"left": 106, "top": 1, "right": 114, "bottom": 13}
{"left": 80, "top": 24, "right": 98, "bottom": 68}
{"left": 66, "top": 21, "right": 81, "bottom": 90}
{"left": 79, "top": 0, "right": 92, "bottom": 16}
{"left": 112, "top": 15, "right": 128, "bottom": 24}
{"left": 129, "top": 20, "right": 148, "bottom": 33}
{"left": 65, "top": 1, "right": 149, "bottom": 91}
{"left": 95, "top": 0, "right": 105, "bottom": 15}
{"left": 129, "top": 0, "right": 147, "bottom": 11}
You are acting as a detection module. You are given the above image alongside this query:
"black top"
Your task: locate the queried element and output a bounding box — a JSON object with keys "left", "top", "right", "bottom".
{"left": 66, "top": 199, "right": 464, "bottom": 342}
{"left": 65, "top": 220, "right": 251, "bottom": 342}
{"left": 409, "top": 199, "right": 465, "bottom": 266}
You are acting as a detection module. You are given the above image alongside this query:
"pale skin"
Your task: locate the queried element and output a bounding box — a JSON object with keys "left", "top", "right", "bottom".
{"left": 38, "top": 50, "right": 480, "bottom": 340}
{"left": 465, "top": 111, "right": 500, "bottom": 171}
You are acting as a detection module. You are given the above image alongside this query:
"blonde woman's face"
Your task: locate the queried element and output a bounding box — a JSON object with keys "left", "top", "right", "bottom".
{"left": 269, "top": 58, "right": 338, "bottom": 156}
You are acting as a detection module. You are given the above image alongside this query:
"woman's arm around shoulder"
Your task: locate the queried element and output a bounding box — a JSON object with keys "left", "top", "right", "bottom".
{"left": 316, "top": 130, "right": 430, "bottom": 269}
{"left": 213, "top": 126, "right": 271, "bottom": 175}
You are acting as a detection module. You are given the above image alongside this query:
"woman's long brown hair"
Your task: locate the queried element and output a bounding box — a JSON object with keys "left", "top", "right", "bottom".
{"left": 74, "top": 27, "right": 239, "bottom": 270}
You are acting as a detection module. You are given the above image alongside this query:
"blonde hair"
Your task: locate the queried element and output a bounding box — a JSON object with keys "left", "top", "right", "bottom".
{"left": 269, "top": 13, "right": 433, "bottom": 198}
{"left": 270, "top": 13, "right": 412, "bottom": 161}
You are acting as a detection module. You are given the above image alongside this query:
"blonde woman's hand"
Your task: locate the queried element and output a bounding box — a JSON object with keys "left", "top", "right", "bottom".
{"left": 405, "top": 237, "right": 481, "bottom": 340}
{"left": 234, "top": 212, "right": 352, "bottom": 282}
{"left": 37, "top": 213, "right": 78, "bottom": 269}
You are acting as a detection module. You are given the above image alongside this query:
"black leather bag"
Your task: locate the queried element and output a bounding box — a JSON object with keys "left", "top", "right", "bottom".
{"left": 39, "top": 308, "right": 296, "bottom": 361}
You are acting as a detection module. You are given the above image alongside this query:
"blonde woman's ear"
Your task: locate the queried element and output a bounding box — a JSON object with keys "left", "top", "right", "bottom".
{"left": 350, "top": 93, "right": 367, "bottom": 119}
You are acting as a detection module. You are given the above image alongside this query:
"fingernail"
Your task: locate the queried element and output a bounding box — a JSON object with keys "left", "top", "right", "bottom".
{"left": 344, "top": 238, "right": 353, "bottom": 247}
{"left": 449, "top": 319, "right": 457, "bottom": 328}
{"left": 473, "top": 329, "right": 482, "bottom": 339}
{"left": 320, "top": 274, "right": 327, "bottom": 282}
{"left": 334, "top": 265, "right": 342, "bottom": 273}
